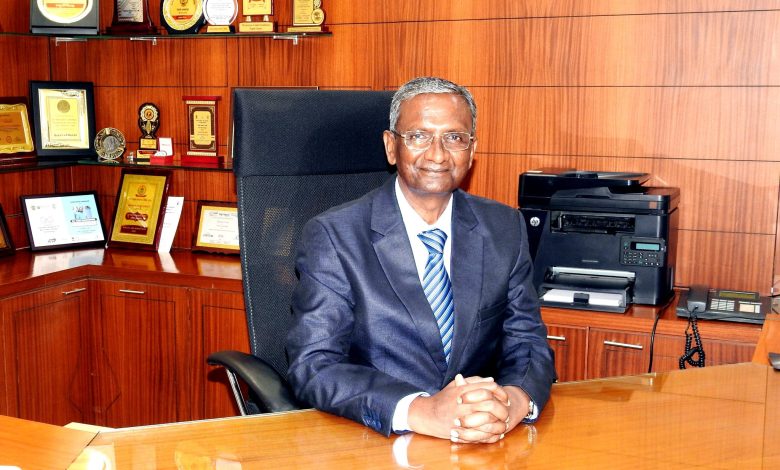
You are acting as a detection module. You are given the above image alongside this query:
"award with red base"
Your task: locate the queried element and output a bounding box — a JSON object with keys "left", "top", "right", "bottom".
{"left": 182, "top": 96, "right": 222, "bottom": 166}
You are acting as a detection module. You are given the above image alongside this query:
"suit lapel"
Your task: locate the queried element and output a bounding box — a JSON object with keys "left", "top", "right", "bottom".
{"left": 371, "top": 178, "right": 449, "bottom": 373}
{"left": 448, "top": 190, "right": 483, "bottom": 375}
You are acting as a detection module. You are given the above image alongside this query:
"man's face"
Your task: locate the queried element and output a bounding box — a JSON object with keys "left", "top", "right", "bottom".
{"left": 383, "top": 93, "right": 477, "bottom": 200}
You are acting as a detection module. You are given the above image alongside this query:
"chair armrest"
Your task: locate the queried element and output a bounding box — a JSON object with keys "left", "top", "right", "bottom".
{"left": 208, "top": 350, "right": 300, "bottom": 414}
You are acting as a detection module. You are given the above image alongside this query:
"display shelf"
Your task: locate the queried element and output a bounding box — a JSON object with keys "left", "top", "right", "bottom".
{"left": 0, "top": 30, "right": 331, "bottom": 46}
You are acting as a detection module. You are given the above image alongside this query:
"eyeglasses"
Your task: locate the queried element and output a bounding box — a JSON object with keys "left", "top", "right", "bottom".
{"left": 391, "top": 130, "right": 474, "bottom": 152}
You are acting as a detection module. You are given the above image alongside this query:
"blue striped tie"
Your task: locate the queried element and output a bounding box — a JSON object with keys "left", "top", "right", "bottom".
{"left": 418, "top": 229, "right": 454, "bottom": 363}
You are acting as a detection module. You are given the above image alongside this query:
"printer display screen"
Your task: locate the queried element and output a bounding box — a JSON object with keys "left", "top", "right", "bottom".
{"left": 633, "top": 242, "right": 662, "bottom": 251}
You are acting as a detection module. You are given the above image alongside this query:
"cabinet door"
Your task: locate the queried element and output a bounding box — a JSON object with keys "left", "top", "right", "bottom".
{"left": 189, "top": 289, "right": 249, "bottom": 420}
{"left": 546, "top": 324, "right": 587, "bottom": 382}
{"left": 652, "top": 334, "right": 755, "bottom": 372}
{"left": 0, "top": 281, "right": 92, "bottom": 425}
{"left": 587, "top": 329, "right": 650, "bottom": 379}
{"left": 91, "top": 280, "right": 190, "bottom": 427}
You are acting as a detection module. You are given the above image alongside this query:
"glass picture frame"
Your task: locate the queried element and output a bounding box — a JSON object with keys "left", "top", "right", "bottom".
{"left": 20, "top": 191, "right": 106, "bottom": 251}
{"left": 29, "top": 80, "right": 96, "bottom": 159}
{"left": 192, "top": 200, "right": 239, "bottom": 254}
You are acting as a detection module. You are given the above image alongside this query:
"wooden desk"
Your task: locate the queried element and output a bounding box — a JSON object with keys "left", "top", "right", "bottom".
{"left": 62, "top": 363, "right": 778, "bottom": 469}
{"left": 0, "top": 415, "right": 96, "bottom": 469}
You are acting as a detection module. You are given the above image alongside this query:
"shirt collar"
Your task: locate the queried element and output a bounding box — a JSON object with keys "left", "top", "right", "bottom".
{"left": 394, "top": 177, "right": 453, "bottom": 238}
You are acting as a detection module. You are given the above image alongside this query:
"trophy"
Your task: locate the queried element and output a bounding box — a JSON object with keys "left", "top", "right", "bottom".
{"left": 288, "top": 0, "right": 325, "bottom": 33}
{"left": 138, "top": 103, "right": 160, "bottom": 151}
{"left": 204, "top": 0, "right": 238, "bottom": 33}
{"left": 107, "top": 0, "right": 157, "bottom": 34}
{"left": 238, "top": 0, "right": 274, "bottom": 33}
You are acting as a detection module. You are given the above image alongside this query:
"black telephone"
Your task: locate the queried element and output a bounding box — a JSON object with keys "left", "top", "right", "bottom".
{"left": 676, "top": 285, "right": 768, "bottom": 325}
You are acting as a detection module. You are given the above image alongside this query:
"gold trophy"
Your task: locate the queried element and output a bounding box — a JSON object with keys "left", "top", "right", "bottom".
{"left": 138, "top": 103, "right": 160, "bottom": 164}
{"left": 238, "top": 0, "right": 275, "bottom": 33}
{"left": 288, "top": 0, "right": 325, "bottom": 33}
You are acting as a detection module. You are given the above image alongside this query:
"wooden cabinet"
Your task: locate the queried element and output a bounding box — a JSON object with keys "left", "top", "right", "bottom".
{"left": 587, "top": 329, "right": 650, "bottom": 379}
{"left": 189, "top": 288, "right": 250, "bottom": 420}
{"left": 0, "top": 280, "right": 92, "bottom": 425}
{"left": 546, "top": 324, "right": 587, "bottom": 382}
{"left": 90, "top": 280, "right": 190, "bottom": 427}
{"left": 542, "top": 302, "right": 762, "bottom": 382}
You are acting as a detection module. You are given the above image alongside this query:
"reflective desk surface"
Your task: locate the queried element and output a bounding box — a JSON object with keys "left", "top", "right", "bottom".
{"left": 49, "top": 362, "right": 777, "bottom": 469}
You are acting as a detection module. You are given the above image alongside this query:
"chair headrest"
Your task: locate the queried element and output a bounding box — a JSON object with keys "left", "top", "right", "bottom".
{"left": 232, "top": 89, "right": 394, "bottom": 177}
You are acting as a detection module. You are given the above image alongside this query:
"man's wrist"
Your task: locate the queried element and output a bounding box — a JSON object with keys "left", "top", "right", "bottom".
{"left": 392, "top": 392, "right": 428, "bottom": 433}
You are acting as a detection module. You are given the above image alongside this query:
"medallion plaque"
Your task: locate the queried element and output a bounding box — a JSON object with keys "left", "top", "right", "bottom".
{"left": 161, "top": 0, "right": 206, "bottom": 34}
{"left": 204, "top": 0, "right": 238, "bottom": 32}
{"left": 30, "top": 0, "right": 99, "bottom": 35}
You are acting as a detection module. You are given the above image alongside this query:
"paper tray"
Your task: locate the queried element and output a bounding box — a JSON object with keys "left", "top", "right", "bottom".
{"left": 538, "top": 284, "right": 629, "bottom": 313}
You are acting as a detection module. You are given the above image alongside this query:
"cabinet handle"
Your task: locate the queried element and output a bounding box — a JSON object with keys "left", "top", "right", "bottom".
{"left": 603, "top": 340, "right": 643, "bottom": 350}
{"left": 62, "top": 288, "right": 87, "bottom": 295}
{"left": 547, "top": 335, "right": 567, "bottom": 342}
{"left": 118, "top": 289, "right": 146, "bottom": 295}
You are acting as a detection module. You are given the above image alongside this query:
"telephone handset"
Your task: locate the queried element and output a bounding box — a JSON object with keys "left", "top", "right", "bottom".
{"left": 679, "top": 285, "right": 707, "bottom": 369}
{"left": 686, "top": 285, "right": 708, "bottom": 314}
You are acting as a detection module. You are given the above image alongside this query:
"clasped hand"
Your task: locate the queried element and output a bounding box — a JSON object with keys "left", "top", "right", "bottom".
{"left": 408, "top": 374, "right": 530, "bottom": 444}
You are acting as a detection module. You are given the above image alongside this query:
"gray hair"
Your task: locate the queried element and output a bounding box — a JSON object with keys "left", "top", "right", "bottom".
{"left": 389, "top": 77, "right": 477, "bottom": 133}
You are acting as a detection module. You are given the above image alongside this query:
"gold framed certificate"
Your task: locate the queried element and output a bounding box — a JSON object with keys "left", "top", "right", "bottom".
{"left": 0, "top": 204, "right": 14, "bottom": 257}
{"left": 29, "top": 81, "right": 96, "bottom": 159}
{"left": 108, "top": 169, "right": 171, "bottom": 251}
{"left": 0, "top": 97, "right": 35, "bottom": 164}
{"left": 192, "top": 201, "right": 239, "bottom": 254}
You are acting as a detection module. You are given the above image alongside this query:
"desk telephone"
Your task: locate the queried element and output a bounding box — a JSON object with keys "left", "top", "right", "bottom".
{"left": 676, "top": 285, "right": 768, "bottom": 325}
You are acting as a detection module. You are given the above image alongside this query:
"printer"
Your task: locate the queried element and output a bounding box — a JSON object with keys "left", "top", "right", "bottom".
{"left": 518, "top": 169, "right": 679, "bottom": 313}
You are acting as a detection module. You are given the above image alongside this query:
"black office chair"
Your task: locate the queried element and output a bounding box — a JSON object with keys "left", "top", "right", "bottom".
{"left": 207, "top": 88, "right": 394, "bottom": 415}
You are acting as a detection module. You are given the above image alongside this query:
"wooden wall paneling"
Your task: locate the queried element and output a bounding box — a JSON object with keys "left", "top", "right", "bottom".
{"left": 0, "top": 169, "right": 56, "bottom": 215}
{"left": 325, "top": 1, "right": 780, "bottom": 24}
{"left": 676, "top": 231, "right": 774, "bottom": 294}
{"left": 376, "top": 12, "right": 780, "bottom": 87}
{"left": 1, "top": 0, "right": 32, "bottom": 32}
{"left": 56, "top": 39, "right": 230, "bottom": 87}
{"left": 650, "top": 159, "right": 780, "bottom": 234}
{"left": 0, "top": 37, "right": 50, "bottom": 96}
{"left": 470, "top": 87, "right": 780, "bottom": 161}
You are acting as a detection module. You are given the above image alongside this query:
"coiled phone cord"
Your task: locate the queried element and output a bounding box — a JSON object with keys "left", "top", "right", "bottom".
{"left": 679, "top": 312, "right": 706, "bottom": 369}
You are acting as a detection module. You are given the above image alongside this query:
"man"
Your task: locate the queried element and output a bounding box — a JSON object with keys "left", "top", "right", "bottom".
{"left": 287, "top": 77, "right": 556, "bottom": 444}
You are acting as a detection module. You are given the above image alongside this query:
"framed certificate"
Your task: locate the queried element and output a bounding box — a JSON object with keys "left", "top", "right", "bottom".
{"left": 0, "top": 204, "right": 14, "bottom": 256}
{"left": 192, "top": 200, "right": 239, "bottom": 254}
{"left": 20, "top": 191, "right": 106, "bottom": 252}
{"left": 108, "top": 169, "right": 171, "bottom": 251}
{"left": 29, "top": 81, "right": 96, "bottom": 159}
{"left": 0, "top": 97, "right": 35, "bottom": 165}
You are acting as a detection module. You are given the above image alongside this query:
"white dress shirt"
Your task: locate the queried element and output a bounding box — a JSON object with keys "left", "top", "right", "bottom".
{"left": 391, "top": 178, "right": 453, "bottom": 432}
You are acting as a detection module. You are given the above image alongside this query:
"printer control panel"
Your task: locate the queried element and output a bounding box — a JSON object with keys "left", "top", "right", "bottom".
{"left": 620, "top": 236, "right": 666, "bottom": 267}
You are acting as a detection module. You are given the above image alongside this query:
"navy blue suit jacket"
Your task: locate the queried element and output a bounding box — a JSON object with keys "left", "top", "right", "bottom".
{"left": 287, "top": 176, "right": 556, "bottom": 436}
